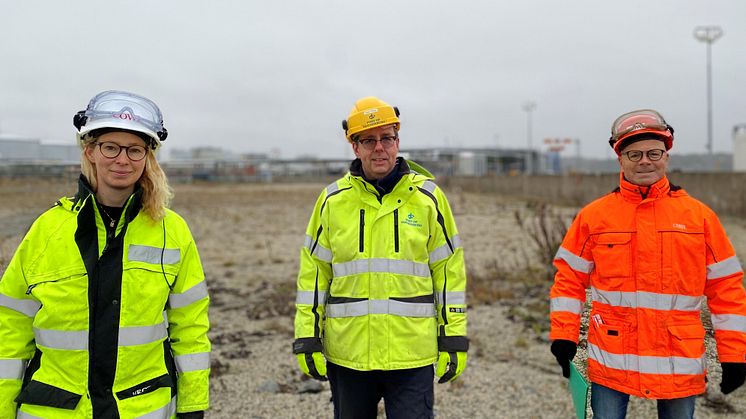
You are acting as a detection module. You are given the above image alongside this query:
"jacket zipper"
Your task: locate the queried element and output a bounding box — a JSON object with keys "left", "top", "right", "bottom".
{"left": 393, "top": 209, "right": 400, "bottom": 253}
{"left": 359, "top": 209, "right": 365, "bottom": 252}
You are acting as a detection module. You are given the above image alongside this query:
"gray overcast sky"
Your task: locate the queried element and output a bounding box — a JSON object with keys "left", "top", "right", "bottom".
{"left": 1, "top": 1, "right": 745, "bottom": 160}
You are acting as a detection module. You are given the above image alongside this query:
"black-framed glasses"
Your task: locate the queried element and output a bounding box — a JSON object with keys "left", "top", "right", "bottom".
{"left": 357, "top": 135, "right": 398, "bottom": 151}
{"left": 97, "top": 142, "right": 148, "bottom": 161}
{"left": 623, "top": 149, "right": 666, "bottom": 162}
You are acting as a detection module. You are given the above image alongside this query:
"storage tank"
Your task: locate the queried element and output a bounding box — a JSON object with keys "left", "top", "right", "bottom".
{"left": 734, "top": 124, "right": 746, "bottom": 172}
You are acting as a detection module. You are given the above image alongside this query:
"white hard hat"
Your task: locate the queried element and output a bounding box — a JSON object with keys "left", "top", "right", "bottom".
{"left": 73, "top": 90, "right": 168, "bottom": 149}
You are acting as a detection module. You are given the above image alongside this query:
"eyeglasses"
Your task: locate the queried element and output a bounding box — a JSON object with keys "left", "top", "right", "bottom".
{"left": 622, "top": 149, "right": 666, "bottom": 162}
{"left": 610, "top": 109, "right": 673, "bottom": 143}
{"left": 357, "top": 135, "right": 398, "bottom": 150}
{"left": 97, "top": 142, "right": 148, "bottom": 161}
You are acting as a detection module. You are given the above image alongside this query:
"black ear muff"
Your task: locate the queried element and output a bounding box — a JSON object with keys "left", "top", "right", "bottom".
{"left": 73, "top": 110, "right": 88, "bottom": 131}
{"left": 341, "top": 120, "right": 348, "bottom": 131}
{"left": 158, "top": 127, "right": 168, "bottom": 142}
{"left": 393, "top": 106, "right": 400, "bottom": 117}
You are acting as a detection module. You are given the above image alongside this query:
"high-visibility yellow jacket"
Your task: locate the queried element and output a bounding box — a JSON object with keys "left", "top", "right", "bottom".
{"left": 0, "top": 177, "right": 210, "bottom": 418}
{"left": 294, "top": 160, "right": 468, "bottom": 371}
{"left": 550, "top": 174, "right": 746, "bottom": 399}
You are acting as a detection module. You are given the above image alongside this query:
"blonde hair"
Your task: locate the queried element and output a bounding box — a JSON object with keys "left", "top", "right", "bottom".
{"left": 80, "top": 134, "right": 173, "bottom": 221}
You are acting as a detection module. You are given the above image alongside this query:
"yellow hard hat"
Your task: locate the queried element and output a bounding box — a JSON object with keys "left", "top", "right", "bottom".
{"left": 341, "top": 96, "right": 400, "bottom": 143}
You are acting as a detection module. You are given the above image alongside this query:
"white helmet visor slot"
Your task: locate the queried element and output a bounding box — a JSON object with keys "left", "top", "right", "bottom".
{"left": 75, "top": 90, "right": 167, "bottom": 148}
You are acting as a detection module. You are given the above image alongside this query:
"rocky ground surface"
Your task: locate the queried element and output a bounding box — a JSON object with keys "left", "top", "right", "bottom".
{"left": 2, "top": 179, "right": 746, "bottom": 418}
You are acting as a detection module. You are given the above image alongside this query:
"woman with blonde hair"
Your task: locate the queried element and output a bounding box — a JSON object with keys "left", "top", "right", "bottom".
{"left": 0, "top": 90, "right": 210, "bottom": 418}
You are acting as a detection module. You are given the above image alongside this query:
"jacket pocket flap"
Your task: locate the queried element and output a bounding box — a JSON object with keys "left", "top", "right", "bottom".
{"left": 595, "top": 232, "right": 632, "bottom": 245}
{"left": 668, "top": 324, "right": 705, "bottom": 340}
{"left": 15, "top": 380, "right": 81, "bottom": 410}
{"left": 116, "top": 374, "right": 174, "bottom": 400}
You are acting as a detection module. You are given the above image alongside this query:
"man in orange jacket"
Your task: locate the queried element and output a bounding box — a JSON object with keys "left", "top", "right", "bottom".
{"left": 549, "top": 109, "right": 746, "bottom": 419}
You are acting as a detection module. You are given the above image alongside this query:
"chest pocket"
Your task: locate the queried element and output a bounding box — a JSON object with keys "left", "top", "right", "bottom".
{"left": 591, "top": 233, "right": 633, "bottom": 280}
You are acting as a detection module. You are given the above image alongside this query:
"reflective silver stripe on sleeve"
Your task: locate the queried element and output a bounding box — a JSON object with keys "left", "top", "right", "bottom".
{"left": 591, "top": 287, "right": 703, "bottom": 312}
{"left": 554, "top": 247, "right": 594, "bottom": 274}
{"left": 333, "top": 258, "right": 430, "bottom": 278}
{"left": 421, "top": 181, "right": 437, "bottom": 194}
{"left": 134, "top": 397, "right": 176, "bottom": 419}
{"left": 169, "top": 281, "right": 208, "bottom": 309}
{"left": 304, "top": 235, "right": 332, "bottom": 263}
{"left": 711, "top": 313, "right": 746, "bottom": 333}
{"left": 326, "top": 181, "right": 339, "bottom": 195}
{"left": 34, "top": 328, "right": 88, "bottom": 350}
{"left": 429, "top": 235, "right": 462, "bottom": 264}
{"left": 707, "top": 256, "right": 743, "bottom": 280}
{"left": 128, "top": 244, "right": 181, "bottom": 265}
{"left": 0, "top": 358, "right": 25, "bottom": 380}
{"left": 326, "top": 300, "right": 436, "bottom": 318}
{"left": 550, "top": 297, "right": 583, "bottom": 315}
{"left": 435, "top": 291, "right": 465, "bottom": 306}
{"left": 0, "top": 293, "right": 41, "bottom": 317}
{"left": 587, "top": 342, "right": 704, "bottom": 375}
{"left": 175, "top": 352, "right": 210, "bottom": 373}
{"left": 17, "top": 412, "right": 44, "bottom": 419}
{"left": 119, "top": 319, "right": 168, "bottom": 347}
{"left": 296, "top": 290, "right": 328, "bottom": 305}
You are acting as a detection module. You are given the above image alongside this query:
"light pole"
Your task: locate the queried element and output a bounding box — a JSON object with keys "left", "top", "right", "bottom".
{"left": 522, "top": 101, "right": 536, "bottom": 174}
{"left": 693, "top": 25, "right": 723, "bottom": 155}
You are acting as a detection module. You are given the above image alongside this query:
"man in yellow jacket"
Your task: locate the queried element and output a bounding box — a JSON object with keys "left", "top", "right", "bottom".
{"left": 293, "top": 96, "right": 468, "bottom": 418}
{"left": 550, "top": 109, "right": 746, "bottom": 419}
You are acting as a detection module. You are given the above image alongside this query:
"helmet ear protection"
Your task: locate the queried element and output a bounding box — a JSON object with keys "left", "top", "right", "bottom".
{"left": 73, "top": 110, "right": 88, "bottom": 131}
{"left": 157, "top": 127, "right": 168, "bottom": 142}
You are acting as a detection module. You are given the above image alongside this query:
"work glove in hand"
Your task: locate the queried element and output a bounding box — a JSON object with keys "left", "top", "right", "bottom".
{"left": 436, "top": 351, "right": 467, "bottom": 383}
{"left": 720, "top": 362, "right": 746, "bottom": 394}
{"left": 176, "top": 412, "right": 204, "bottom": 419}
{"left": 550, "top": 339, "right": 577, "bottom": 379}
{"left": 293, "top": 338, "right": 327, "bottom": 381}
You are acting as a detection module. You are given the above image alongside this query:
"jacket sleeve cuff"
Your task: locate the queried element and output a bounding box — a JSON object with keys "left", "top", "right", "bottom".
{"left": 293, "top": 337, "right": 323, "bottom": 354}
{"left": 438, "top": 336, "right": 469, "bottom": 352}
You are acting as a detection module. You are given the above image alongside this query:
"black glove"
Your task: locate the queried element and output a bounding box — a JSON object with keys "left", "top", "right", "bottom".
{"left": 721, "top": 363, "right": 746, "bottom": 394}
{"left": 177, "top": 412, "right": 204, "bottom": 419}
{"left": 550, "top": 339, "right": 577, "bottom": 379}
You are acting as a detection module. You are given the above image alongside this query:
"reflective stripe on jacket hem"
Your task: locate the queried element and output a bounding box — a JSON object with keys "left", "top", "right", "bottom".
{"left": 333, "top": 258, "right": 430, "bottom": 278}
{"left": 326, "top": 299, "right": 436, "bottom": 318}
{"left": 134, "top": 397, "right": 176, "bottom": 419}
{"left": 587, "top": 342, "right": 704, "bottom": 375}
{"left": 591, "top": 287, "right": 703, "bottom": 311}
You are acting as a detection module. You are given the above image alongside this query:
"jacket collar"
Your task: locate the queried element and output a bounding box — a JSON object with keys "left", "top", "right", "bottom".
{"left": 349, "top": 157, "right": 409, "bottom": 197}
{"left": 73, "top": 174, "right": 144, "bottom": 224}
{"left": 618, "top": 172, "right": 670, "bottom": 202}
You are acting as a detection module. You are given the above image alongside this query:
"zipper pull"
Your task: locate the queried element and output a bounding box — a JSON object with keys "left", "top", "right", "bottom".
{"left": 26, "top": 284, "right": 37, "bottom": 295}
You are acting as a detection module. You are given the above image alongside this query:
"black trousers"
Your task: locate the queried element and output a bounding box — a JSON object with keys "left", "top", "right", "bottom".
{"left": 327, "top": 362, "right": 434, "bottom": 419}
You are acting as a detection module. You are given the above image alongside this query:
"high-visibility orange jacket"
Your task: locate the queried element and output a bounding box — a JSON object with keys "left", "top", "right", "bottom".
{"left": 550, "top": 174, "right": 746, "bottom": 399}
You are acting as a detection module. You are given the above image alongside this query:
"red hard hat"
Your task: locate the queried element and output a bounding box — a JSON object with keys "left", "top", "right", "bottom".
{"left": 609, "top": 109, "right": 674, "bottom": 155}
